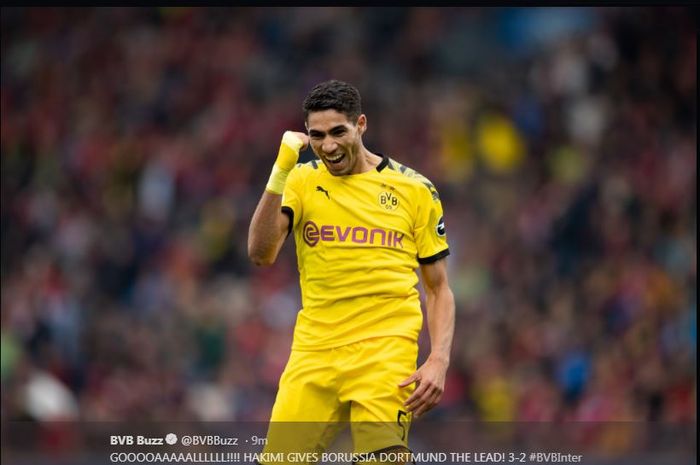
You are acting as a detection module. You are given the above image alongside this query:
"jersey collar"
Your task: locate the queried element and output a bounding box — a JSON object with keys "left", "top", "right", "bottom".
{"left": 376, "top": 153, "right": 389, "bottom": 172}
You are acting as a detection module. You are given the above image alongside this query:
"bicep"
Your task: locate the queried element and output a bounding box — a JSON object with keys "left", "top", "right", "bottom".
{"left": 419, "top": 258, "right": 450, "bottom": 294}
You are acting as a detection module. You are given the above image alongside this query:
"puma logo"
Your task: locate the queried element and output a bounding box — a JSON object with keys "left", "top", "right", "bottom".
{"left": 316, "top": 185, "right": 330, "bottom": 199}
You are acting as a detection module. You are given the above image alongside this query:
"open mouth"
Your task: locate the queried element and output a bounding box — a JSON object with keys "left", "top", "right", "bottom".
{"left": 325, "top": 153, "right": 345, "bottom": 165}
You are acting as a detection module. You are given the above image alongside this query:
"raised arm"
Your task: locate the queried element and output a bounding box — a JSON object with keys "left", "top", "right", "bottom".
{"left": 248, "top": 131, "right": 308, "bottom": 266}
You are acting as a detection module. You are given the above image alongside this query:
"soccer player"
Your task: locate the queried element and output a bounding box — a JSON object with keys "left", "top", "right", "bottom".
{"left": 248, "top": 80, "right": 455, "bottom": 463}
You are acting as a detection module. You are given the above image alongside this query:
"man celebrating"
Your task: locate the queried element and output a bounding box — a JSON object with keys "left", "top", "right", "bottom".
{"left": 248, "top": 80, "right": 455, "bottom": 462}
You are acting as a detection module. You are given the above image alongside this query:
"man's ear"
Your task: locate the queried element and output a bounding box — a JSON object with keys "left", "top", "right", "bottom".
{"left": 357, "top": 114, "right": 367, "bottom": 134}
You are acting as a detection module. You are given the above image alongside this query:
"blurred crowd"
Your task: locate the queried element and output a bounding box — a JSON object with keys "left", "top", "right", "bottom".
{"left": 1, "top": 5, "right": 696, "bottom": 449}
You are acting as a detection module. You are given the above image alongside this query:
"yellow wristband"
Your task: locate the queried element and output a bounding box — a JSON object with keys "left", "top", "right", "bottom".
{"left": 265, "top": 164, "right": 289, "bottom": 195}
{"left": 266, "top": 131, "right": 305, "bottom": 195}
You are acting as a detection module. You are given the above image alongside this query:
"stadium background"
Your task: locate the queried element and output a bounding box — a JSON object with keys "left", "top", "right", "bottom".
{"left": 1, "top": 6, "right": 696, "bottom": 464}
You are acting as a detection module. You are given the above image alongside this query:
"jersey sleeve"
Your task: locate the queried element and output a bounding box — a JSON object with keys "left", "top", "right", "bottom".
{"left": 414, "top": 183, "right": 450, "bottom": 264}
{"left": 281, "top": 164, "right": 304, "bottom": 234}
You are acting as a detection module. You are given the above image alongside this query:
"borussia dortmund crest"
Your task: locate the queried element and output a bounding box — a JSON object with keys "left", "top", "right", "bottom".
{"left": 378, "top": 190, "right": 400, "bottom": 211}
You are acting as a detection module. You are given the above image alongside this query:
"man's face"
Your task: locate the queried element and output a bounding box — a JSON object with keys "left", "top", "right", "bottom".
{"left": 306, "top": 109, "right": 366, "bottom": 176}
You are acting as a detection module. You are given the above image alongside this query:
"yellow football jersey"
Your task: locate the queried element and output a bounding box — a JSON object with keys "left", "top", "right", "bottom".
{"left": 281, "top": 154, "right": 449, "bottom": 350}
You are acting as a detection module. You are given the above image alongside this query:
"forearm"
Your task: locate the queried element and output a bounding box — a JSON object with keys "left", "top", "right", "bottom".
{"left": 401, "top": 279, "right": 455, "bottom": 416}
{"left": 248, "top": 190, "right": 287, "bottom": 266}
{"left": 425, "top": 284, "right": 455, "bottom": 365}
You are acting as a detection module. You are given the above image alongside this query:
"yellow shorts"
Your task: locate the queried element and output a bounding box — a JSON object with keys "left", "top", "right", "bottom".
{"left": 262, "top": 336, "right": 417, "bottom": 462}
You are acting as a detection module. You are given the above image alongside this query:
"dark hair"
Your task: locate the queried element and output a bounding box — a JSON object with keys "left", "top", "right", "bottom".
{"left": 302, "top": 80, "right": 362, "bottom": 122}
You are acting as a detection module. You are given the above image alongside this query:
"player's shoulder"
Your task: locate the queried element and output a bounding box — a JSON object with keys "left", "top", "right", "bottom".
{"left": 382, "top": 156, "right": 441, "bottom": 201}
{"left": 294, "top": 158, "right": 326, "bottom": 173}
{"left": 288, "top": 158, "right": 326, "bottom": 181}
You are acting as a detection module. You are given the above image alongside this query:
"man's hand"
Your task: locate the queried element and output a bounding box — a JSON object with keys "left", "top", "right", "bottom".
{"left": 276, "top": 131, "right": 309, "bottom": 170}
{"left": 266, "top": 131, "right": 309, "bottom": 194}
{"left": 288, "top": 131, "right": 309, "bottom": 150}
{"left": 399, "top": 356, "right": 448, "bottom": 418}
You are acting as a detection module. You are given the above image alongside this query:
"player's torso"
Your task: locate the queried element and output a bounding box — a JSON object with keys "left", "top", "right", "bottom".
{"left": 295, "top": 167, "right": 418, "bottom": 265}
{"left": 287, "top": 159, "right": 431, "bottom": 349}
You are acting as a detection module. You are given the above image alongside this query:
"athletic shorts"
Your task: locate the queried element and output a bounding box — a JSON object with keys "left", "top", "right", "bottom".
{"left": 262, "top": 336, "right": 418, "bottom": 463}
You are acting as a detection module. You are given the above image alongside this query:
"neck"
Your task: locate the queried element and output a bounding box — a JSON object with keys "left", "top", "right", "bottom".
{"left": 353, "top": 147, "right": 381, "bottom": 174}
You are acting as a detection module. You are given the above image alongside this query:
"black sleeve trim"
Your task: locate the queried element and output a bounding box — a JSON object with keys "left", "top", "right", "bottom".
{"left": 417, "top": 248, "right": 450, "bottom": 264}
{"left": 281, "top": 206, "right": 294, "bottom": 237}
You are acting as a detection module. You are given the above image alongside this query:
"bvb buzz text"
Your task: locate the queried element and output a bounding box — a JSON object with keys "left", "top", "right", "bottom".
{"left": 109, "top": 435, "right": 584, "bottom": 464}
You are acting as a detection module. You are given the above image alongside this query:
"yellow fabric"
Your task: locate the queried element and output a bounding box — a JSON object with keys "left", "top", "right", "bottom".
{"left": 277, "top": 131, "right": 306, "bottom": 170}
{"left": 282, "top": 156, "right": 449, "bottom": 350}
{"left": 265, "top": 164, "right": 291, "bottom": 195}
{"left": 266, "top": 131, "right": 306, "bottom": 194}
{"left": 263, "top": 336, "right": 417, "bottom": 462}
{"left": 476, "top": 113, "right": 525, "bottom": 174}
